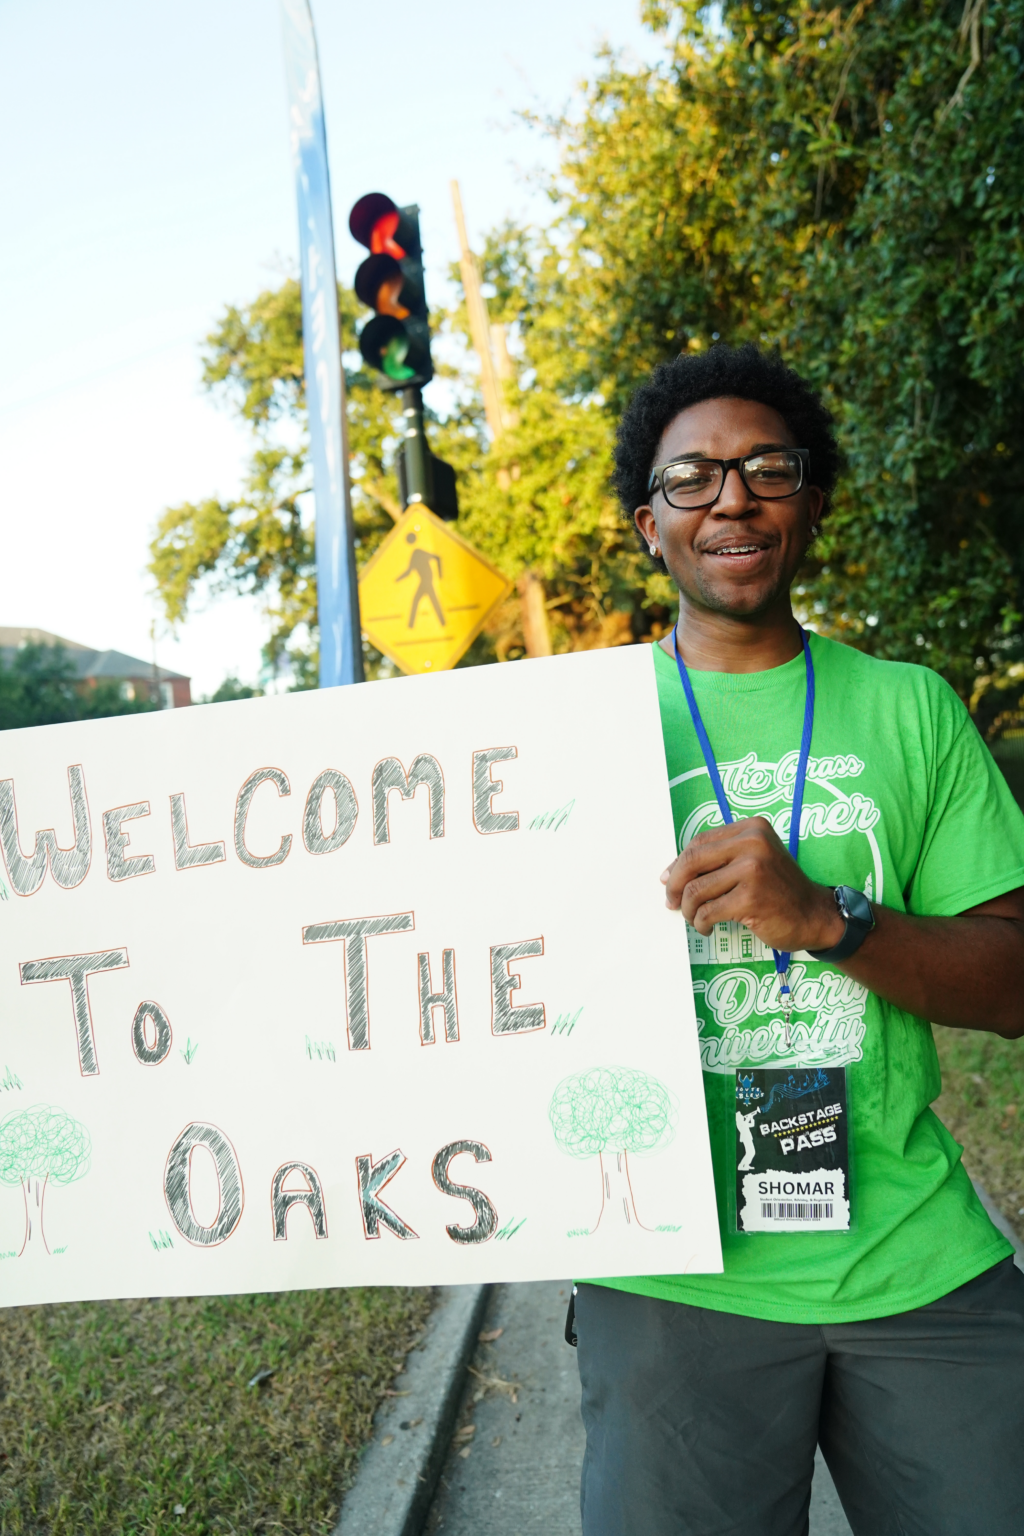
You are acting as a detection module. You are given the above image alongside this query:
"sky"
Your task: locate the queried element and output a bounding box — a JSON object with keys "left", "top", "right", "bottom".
{"left": 0, "top": 0, "right": 661, "bottom": 699}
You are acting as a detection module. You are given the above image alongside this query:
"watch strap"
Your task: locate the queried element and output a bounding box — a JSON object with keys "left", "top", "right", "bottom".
{"left": 808, "top": 886, "right": 875, "bottom": 962}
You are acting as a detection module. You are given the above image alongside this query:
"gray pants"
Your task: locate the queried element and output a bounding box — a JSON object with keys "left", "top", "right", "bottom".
{"left": 576, "top": 1258, "right": 1024, "bottom": 1536}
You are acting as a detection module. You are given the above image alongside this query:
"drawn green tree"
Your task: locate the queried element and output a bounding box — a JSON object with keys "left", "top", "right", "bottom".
{"left": 549, "top": 1067, "right": 675, "bottom": 1232}
{"left": 0, "top": 1105, "right": 91, "bottom": 1255}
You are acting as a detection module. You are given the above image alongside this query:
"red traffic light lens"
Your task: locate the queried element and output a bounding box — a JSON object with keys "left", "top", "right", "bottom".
{"left": 349, "top": 192, "right": 407, "bottom": 257}
{"left": 369, "top": 211, "right": 405, "bottom": 259}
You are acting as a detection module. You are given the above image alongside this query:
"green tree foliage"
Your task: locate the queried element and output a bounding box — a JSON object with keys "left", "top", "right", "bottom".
{"left": 149, "top": 282, "right": 678, "bottom": 675}
{"left": 0, "top": 646, "right": 159, "bottom": 731}
{"left": 498, "top": 0, "right": 1024, "bottom": 702}
{"left": 149, "top": 280, "right": 410, "bottom": 682}
{"left": 449, "top": 350, "right": 679, "bottom": 657}
{"left": 204, "top": 676, "right": 263, "bottom": 703}
{"left": 150, "top": 0, "right": 1024, "bottom": 700}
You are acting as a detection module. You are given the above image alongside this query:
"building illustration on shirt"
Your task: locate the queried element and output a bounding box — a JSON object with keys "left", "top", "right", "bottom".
{"left": 686, "top": 920, "right": 774, "bottom": 966}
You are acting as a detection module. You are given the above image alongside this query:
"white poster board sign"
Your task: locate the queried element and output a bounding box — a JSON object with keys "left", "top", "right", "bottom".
{"left": 0, "top": 646, "right": 721, "bottom": 1306}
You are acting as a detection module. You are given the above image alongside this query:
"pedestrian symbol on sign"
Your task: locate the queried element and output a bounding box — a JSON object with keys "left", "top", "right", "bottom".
{"left": 397, "top": 532, "right": 444, "bottom": 628}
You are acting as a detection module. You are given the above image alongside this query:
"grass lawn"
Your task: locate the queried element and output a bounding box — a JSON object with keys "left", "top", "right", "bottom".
{"left": 0, "top": 1284, "right": 432, "bottom": 1535}
{"left": 934, "top": 1026, "right": 1024, "bottom": 1244}
{"left": 0, "top": 1033, "right": 1016, "bottom": 1536}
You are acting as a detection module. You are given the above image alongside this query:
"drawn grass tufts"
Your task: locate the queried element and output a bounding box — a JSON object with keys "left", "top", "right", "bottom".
{"left": 305, "top": 1035, "right": 337, "bottom": 1062}
{"left": 528, "top": 799, "right": 575, "bottom": 832}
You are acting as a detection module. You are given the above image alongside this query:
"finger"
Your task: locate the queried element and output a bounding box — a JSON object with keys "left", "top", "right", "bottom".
{"left": 678, "top": 865, "right": 743, "bottom": 924}
{"left": 664, "top": 849, "right": 726, "bottom": 908}
{"left": 689, "top": 890, "right": 755, "bottom": 935}
{"left": 687, "top": 815, "right": 776, "bottom": 852}
{"left": 678, "top": 824, "right": 751, "bottom": 877}
{"left": 678, "top": 817, "right": 787, "bottom": 886}
{"left": 664, "top": 819, "right": 780, "bottom": 906}
{"left": 666, "top": 839, "right": 741, "bottom": 907}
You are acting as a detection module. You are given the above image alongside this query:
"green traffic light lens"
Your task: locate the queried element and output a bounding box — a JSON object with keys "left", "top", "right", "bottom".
{"left": 382, "top": 335, "right": 415, "bottom": 381}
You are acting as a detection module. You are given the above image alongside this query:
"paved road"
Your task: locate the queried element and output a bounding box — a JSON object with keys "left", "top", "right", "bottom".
{"left": 424, "top": 1280, "right": 852, "bottom": 1535}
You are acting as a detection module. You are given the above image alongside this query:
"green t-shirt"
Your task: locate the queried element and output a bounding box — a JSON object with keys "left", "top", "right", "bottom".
{"left": 600, "top": 633, "right": 1024, "bottom": 1324}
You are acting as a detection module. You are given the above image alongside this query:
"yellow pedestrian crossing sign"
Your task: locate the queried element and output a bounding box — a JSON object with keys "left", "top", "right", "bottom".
{"left": 358, "top": 506, "right": 512, "bottom": 675}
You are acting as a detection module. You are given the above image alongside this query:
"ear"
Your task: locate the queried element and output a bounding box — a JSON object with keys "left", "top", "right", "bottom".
{"left": 635, "top": 504, "right": 658, "bottom": 551}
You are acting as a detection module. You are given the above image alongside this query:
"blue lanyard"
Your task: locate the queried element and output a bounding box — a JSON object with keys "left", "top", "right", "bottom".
{"left": 672, "top": 628, "right": 815, "bottom": 1035}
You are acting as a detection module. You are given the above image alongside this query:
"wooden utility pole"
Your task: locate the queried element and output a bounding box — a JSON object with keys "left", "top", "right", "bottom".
{"left": 516, "top": 571, "right": 553, "bottom": 657}
{"left": 451, "top": 180, "right": 505, "bottom": 439}
{"left": 490, "top": 322, "right": 520, "bottom": 432}
{"left": 450, "top": 180, "right": 551, "bottom": 658}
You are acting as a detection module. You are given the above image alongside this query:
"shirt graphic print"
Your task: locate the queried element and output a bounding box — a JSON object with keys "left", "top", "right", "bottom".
{"left": 675, "top": 746, "right": 875, "bottom": 1076}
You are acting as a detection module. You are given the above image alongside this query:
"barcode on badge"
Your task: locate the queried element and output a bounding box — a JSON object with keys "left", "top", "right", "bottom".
{"left": 760, "top": 1201, "right": 834, "bottom": 1221}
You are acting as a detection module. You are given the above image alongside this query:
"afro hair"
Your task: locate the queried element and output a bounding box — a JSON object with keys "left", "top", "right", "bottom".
{"left": 612, "top": 344, "right": 841, "bottom": 561}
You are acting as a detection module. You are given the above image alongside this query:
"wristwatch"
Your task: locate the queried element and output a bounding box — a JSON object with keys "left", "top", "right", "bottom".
{"left": 808, "top": 886, "right": 875, "bottom": 962}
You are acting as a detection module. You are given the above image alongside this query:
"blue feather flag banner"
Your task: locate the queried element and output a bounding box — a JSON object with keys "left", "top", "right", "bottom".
{"left": 280, "top": 0, "right": 363, "bottom": 686}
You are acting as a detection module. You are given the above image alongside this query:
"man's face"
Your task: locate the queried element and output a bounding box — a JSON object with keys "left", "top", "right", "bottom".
{"left": 634, "top": 396, "right": 823, "bottom": 620}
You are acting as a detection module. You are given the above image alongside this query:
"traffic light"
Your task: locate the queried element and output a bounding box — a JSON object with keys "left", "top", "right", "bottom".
{"left": 350, "top": 193, "right": 432, "bottom": 388}
{"left": 349, "top": 191, "right": 458, "bottom": 520}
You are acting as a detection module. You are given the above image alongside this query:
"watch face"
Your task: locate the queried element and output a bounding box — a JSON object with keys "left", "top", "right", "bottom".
{"left": 837, "top": 886, "right": 872, "bottom": 927}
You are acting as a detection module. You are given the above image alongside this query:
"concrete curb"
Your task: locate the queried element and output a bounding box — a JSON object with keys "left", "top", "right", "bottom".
{"left": 334, "top": 1284, "right": 491, "bottom": 1536}
{"left": 334, "top": 1186, "right": 1017, "bottom": 1533}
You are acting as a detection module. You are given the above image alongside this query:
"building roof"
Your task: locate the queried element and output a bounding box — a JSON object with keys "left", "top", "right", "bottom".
{"left": 0, "top": 627, "right": 189, "bottom": 684}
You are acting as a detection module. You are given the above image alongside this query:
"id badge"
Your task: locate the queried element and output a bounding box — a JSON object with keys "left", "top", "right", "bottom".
{"left": 734, "top": 1066, "right": 851, "bottom": 1233}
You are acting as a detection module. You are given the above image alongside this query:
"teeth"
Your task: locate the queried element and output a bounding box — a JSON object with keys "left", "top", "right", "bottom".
{"left": 717, "top": 546, "right": 760, "bottom": 554}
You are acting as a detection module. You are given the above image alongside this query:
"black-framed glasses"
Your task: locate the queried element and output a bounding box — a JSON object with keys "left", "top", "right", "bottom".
{"left": 647, "top": 449, "right": 810, "bottom": 510}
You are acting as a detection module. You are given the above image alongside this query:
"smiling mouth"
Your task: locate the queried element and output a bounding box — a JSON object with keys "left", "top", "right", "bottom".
{"left": 704, "top": 543, "right": 773, "bottom": 558}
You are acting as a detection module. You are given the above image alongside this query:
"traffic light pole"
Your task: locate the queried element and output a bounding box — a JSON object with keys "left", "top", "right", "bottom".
{"left": 400, "top": 387, "right": 432, "bottom": 507}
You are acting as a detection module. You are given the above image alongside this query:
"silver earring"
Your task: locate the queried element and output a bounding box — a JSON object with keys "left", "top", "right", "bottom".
{"left": 650, "top": 545, "right": 660, "bottom": 557}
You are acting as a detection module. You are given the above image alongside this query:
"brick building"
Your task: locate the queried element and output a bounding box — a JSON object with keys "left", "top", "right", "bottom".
{"left": 0, "top": 627, "right": 191, "bottom": 708}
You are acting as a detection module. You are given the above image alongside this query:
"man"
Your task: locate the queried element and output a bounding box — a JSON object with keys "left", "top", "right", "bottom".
{"left": 574, "top": 344, "right": 1024, "bottom": 1535}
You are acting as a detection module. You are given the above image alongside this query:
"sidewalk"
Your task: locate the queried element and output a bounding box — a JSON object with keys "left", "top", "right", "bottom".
{"left": 423, "top": 1280, "right": 852, "bottom": 1535}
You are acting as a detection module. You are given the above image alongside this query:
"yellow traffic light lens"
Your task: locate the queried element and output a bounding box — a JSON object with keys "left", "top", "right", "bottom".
{"left": 376, "top": 275, "right": 410, "bottom": 320}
